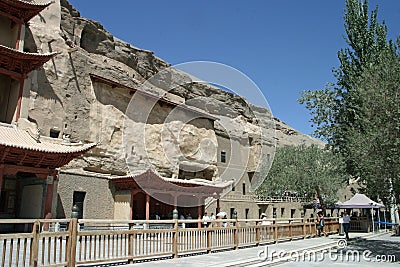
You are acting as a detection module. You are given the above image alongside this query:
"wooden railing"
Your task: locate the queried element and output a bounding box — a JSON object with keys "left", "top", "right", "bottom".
{"left": 349, "top": 217, "right": 371, "bottom": 232}
{"left": 255, "top": 195, "right": 314, "bottom": 203}
{"left": 0, "top": 219, "right": 72, "bottom": 267}
{"left": 0, "top": 218, "right": 339, "bottom": 266}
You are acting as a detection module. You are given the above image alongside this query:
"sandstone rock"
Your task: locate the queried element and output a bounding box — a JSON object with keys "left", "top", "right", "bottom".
{"left": 25, "top": 0, "right": 324, "bottom": 181}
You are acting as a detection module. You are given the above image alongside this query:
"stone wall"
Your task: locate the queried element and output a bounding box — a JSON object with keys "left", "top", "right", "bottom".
{"left": 57, "top": 172, "right": 115, "bottom": 219}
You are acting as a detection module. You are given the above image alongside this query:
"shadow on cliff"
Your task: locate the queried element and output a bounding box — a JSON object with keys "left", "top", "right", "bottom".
{"left": 24, "top": 27, "right": 63, "bottom": 107}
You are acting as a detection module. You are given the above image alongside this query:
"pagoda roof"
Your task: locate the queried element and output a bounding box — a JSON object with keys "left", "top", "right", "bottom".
{"left": 0, "top": 0, "right": 52, "bottom": 23}
{"left": 110, "top": 169, "right": 232, "bottom": 195}
{"left": 0, "top": 123, "right": 96, "bottom": 169}
{"left": 0, "top": 44, "right": 57, "bottom": 79}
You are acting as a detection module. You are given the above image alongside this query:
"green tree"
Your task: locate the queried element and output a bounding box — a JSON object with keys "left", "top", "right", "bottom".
{"left": 346, "top": 47, "right": 400, "bottom": 211}
{"left": 299, "top": 0, "right": 395, "bottom": 150}
{"left": 298, "top": 0, "right": 399, "bottom": 212}
{"left": 256, "top": 145, "right": 347, "bottom": 212}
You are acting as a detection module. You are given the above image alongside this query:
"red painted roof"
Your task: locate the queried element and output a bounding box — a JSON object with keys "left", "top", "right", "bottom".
{"left": 0, "top": 44, "right": 57, "bottom": 78}
{"left": 0, "top": 0, "right": 52, "bottom": 23}
{"left": 110, "top": 169, "right": 231, "bottom": 194}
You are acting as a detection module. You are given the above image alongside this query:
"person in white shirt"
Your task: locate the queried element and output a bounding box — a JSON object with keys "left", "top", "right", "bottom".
{"left": 209, "top": 213, "right": 216, "bottom": 227}
{"left": 342, "top": 211, "right": 351, "bottom": 240}
{"left": 260, "top": 213, "right": 272, "bottom": 226}
{"left": 179, "top": 213, "right": 185, "bottom": 228}
{"left": 222, "top": 215, "right": 228, "bottom": 227}
{"left": 210, "top": 213, "right": 216, "bottom": 220}
{"left": 202, "top": 212, "right": 210, "bottom": 228}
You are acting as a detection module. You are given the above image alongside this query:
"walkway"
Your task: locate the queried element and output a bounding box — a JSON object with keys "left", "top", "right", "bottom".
{"left": 123, "top": 231, "right": 395, "bottom": 267}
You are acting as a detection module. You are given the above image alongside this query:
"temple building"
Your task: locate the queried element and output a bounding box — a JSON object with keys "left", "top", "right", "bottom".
{"left": 0, "top": 0, "right": 231, "bottom": 221}
{"left": 0, "top": 0, "right": 95, "bottom": 222}
{"left": 56, "top": 73, "right": 232, "bottom": 221}
{"left": 1, "top": 0, "right": 325, "bottom": 223}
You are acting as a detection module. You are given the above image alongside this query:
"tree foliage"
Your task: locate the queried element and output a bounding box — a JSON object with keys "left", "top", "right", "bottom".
{"left": 298, "top": 0, "right": 400, "bottom": 205}
{"left": 346, "top": 48, "right": 400, "bottom": 203}
{"left": 256, "top": 145, "right": 348, "bottom": 209}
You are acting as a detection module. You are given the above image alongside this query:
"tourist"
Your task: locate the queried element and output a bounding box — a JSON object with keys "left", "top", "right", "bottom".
{"left": 343, "top": 211, "right": 351, "bottom": 240}
{"left": 316, "top": 211, "right": 325, "bottom": 237}
{"left": 202, "top": 212, "right": 210, "bottom": 227}
{"left": 179, "top": 213, "right": 185, "bottom": 228}
{"left": 222, "top": 215, "right": 228, "bottom": 227}
{"left": 260, "top": 213, "right": 271, "bottom": 226}
{"left": 210, "top": 212, "right": 216, "bottom": 227}
{"left": 210, "top": 212, "right": 216, "bottom": 220}
{"left": 186, "top": 213, "right": 193, "bottom": 228}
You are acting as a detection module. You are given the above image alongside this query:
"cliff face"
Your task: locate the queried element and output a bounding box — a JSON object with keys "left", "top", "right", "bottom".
{"left": 24, "top": 0, "right": 324, "bottom": 177}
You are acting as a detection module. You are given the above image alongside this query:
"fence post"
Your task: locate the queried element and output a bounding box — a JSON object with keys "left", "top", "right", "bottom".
{"left": 289, "top": 220, "right": 293, "bottom": 240}
{"left": 67, "top": 219, "right": 78, "bottom": 267}
{"left": 172, "top": 219, "right": 179, "bottom": 258}
{"left": 273, "top": 221, "right": 278, "bottom": 243}
{"left": 206, "top": 227, "right": 212, "bottom": 253}
{"left": 256, "top": 225, "right": 260, "bottom": 245}
{"left": 128, "top": 223, "right": 134, "bottom": 263}
{"left": 302, "top": 218, "right": 306, "bottom": 238}
{"left": 234, "top": 219, "right": 239, "bottom": 250}
{"left": 326, "top": 219, "right": 330, "bottom": 234}
{"left": 30, "top": 220, "right": 40, "bottom": 267}
{"left": 312, "top": 220, "right": 316, "bottom": 237}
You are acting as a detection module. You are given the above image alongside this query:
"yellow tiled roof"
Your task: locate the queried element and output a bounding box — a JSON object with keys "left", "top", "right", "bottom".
{"left": 0, "top": 123, "right": 96, "bottom": 154}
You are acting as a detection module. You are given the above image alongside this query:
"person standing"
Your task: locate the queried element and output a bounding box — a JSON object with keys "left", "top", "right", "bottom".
{"left": 186, "top": 213, "right": 193, "bottom": 228}
{"left": 260, "top": 213, "right": 271, "bottom": 226}
{"left": 179, "top": 213, "right": 185, "bottom": 228}
{"left": 210, "top": 213, "right": 216, "bottom": 220}
{"left": 222, "top": 214, "right": 228, "bottom": 227}
{"left": 202, "top": 212, "right": 210, "bottom": 227}
{"left": 343, "top": 211, "right": 351, "bottom": 240}
{"left": 210, "top": 212, "right": 216, "bottom": 227}
{"left": 316, "top": 211, "right": 325, "bottom": 237}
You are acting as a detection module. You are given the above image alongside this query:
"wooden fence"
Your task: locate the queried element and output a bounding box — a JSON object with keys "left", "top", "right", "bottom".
{"left": 0, "top": 217, "right": 339, "bottom": 267}
{"left": 349, "top": 217, "right": 371, "bottom": 232}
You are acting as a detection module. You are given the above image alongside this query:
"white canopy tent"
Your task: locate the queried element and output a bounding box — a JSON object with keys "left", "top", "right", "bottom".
{"left": 336, "top": 193, "right": 384, "bottom": 209}
{"left": 336, "top": 193, "right": 385, "bottom": 232}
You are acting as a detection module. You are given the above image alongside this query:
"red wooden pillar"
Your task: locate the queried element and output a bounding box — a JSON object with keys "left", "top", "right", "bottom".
{"left": 130, "top": 190, "right": 135, "bottom": 220}
{"left": 0, "top": 165, "right": 4, "bottom": 193}
{"left": 197, "top": 197, "right": 202, "bottom": 228}
{"left": 145, "top": 194, "right": 150, "bottom": 220}
{"left": 42, "top": 174, "right": 54, "bottom": 231}
{"left": 44, "top": 176, "right": 54, "bottom": 218}
{"left": 15, "top": 22, "right": 24, "bottom": 50}
{"left": 15, "top": 79, "right": 24, "bottom": 122}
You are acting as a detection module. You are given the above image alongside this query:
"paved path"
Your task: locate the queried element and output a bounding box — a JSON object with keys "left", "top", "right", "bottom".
{"left": 121, "top": 231, "right": 397, "bottom": 267}
{"left": 278, "top": 233, "right": 399, "bottom": 266}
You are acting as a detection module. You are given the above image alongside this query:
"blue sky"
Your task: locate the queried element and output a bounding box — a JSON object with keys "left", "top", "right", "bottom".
{"left": 67, "top": 0, "right": 400, "bottom": 136}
